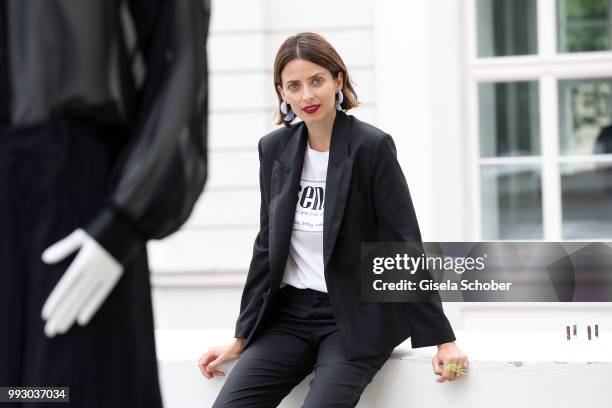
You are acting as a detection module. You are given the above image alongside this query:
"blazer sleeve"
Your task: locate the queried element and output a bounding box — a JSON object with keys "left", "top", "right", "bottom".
{"left": 84, "top": 0, "right": 209, "bottom": 267}
{"left": 371, "top": 134, "right": 456, "bottom": 348}
{"left": 234, "top": 138, "right": 271, "bottom": 339}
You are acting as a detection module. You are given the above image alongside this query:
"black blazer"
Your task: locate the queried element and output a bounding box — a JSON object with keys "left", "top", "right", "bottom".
{"left": 234, "top": 110, "right": 456, "bottom": 360}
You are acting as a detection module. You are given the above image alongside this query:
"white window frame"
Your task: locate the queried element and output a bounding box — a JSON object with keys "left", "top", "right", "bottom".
{"left": 465, "top": 0, "right": 612, "bottom": 241}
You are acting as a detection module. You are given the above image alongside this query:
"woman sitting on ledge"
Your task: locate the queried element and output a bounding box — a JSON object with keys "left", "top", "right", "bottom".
{"left": 198, "top": 32, "right": 469, "bottom": 408}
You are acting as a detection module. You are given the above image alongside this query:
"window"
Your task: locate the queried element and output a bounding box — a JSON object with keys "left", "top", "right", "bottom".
{"left": 467, "top": 0, "right": 612, "bottom": 240}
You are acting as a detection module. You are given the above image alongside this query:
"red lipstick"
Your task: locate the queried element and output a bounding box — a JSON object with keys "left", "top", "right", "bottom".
{"left": 303, "top": 105, "right": 320, "bottom": 114}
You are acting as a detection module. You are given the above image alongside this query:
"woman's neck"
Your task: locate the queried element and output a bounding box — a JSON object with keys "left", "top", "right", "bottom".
{"left": 305, "top": 109, "right": 336, "bottom": 152}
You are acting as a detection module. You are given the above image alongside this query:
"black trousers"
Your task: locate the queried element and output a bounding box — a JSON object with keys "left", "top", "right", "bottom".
{"left": 0, "top": 117, "right": 163, "bottom": 407}
{"left": 213, "top": 285, "right": 393, "bottom": 408}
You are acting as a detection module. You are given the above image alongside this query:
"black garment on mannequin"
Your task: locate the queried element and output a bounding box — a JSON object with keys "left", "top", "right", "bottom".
{"left": 0, "top": 118, "right": 161, "bottom": 407}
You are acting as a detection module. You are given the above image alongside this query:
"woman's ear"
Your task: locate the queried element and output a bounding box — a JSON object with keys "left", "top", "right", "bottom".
{"left": 277, "top": 85, "right": 284, "bottom": 100}
{"left": 336, "top": 72, "right": 344, "bottom": 92}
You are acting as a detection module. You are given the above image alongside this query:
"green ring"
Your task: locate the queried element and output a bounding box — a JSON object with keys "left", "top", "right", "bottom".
{"left": 446, "top": 363, "right": 466, "bottom": 375}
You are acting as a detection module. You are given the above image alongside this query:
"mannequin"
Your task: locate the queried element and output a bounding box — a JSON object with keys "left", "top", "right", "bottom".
{"left": 0, "top": 1, "right": 210, "bottom": 406}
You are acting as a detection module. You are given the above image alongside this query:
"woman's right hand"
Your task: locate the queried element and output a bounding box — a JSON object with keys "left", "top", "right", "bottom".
{"left": 197, "top": 338, "right": 244, "bottom": 379}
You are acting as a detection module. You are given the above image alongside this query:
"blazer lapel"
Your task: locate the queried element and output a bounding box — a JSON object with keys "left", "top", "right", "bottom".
{"left": 269, "top": 123, "right": 308, "bottom": 291}
{"left": 323, "top": 111, "right": 354, "bottom": 269}
{"left": 268, "top": 111, "right": 354, "bottom": 290}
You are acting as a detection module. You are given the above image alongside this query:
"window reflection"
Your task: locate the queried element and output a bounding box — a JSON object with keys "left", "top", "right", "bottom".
{"left": 559, "top": 77, "right": 612, "bottom": 155}
{"left": 479, "top": 81, "right": 540, "bottom": 157}
{"left": 595, "top": 125, "right": 612, "bottom": 154}
{"left": 561, "top": 162, "right": 612, "bottom": 238}
{"left": 481, "top": 165, "right": 543, "bottom": 239}
{"left": 476, "top": 0, "right": 538, "bottom": 57}
{"left": 557, "top": 0, "right": 612, "bottom": 53}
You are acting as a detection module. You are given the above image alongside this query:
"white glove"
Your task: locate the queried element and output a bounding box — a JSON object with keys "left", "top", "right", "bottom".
{"left": 41, "top": 228, "right": 124, "bottom": 338}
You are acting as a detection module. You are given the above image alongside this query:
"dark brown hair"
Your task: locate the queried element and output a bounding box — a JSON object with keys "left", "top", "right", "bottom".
{"left": 273, "top": 32, "right": 359, "bottom": 127}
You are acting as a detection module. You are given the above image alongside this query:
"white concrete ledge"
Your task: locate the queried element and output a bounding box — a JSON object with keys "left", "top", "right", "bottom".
{"left": 156, "top": 329, "right": 612, "bottom": 408}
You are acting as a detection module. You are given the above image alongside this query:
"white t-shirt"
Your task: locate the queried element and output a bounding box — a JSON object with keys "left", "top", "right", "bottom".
{"left": 280, "top": 141, "right": 329, "bottom": 292}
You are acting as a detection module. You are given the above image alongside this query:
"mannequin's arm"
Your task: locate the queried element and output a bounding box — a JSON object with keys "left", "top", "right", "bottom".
{"left": 84, "top": 0, "right": 210, "bottom": 266}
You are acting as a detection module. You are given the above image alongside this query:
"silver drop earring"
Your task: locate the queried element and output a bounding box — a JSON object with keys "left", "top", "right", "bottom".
{"left": 336, "top": 89, "right": 344, "bottom": 111}
{"left": 280, "top": 99, "right": 295, "bottom": 121}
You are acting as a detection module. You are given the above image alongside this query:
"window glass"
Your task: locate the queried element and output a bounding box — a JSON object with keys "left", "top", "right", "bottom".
{"left": 477, "top": 0, "right": 538, "bottom": 57}
{"left": 559, "top": 77, "right": 612, "bottom": 155}
{"left": 557, "top": 0, "right": 612, "bottom": 53}
{"left": 479, "top": 81, "right": 541, "bottom": 157}
{"left": 561, "top": 162, "right": 612, "bottom": 238}
{"left": 481, "top": 164, "right": 543, "bottom": 239}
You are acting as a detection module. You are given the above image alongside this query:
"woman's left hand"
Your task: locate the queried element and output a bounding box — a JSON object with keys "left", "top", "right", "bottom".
{"left": 432, "top": 341, "right": 468, "bottom": 383}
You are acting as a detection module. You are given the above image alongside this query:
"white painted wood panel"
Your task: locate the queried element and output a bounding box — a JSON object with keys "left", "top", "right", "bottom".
{"left": 209, "top": 111, "right": 275, "bottom": 150}
{"left": 209, "top": 33, "right": 266, "bottom": 72}
{"left": 264, "top": 0, "right": 372, "bottom": 30}
{"left": 460, "top": 303, "right": 612, "bottom": 332}
{"left": 265, "top": 29, "right": 374, "bottom": 69}
{"left": 148, "top": 228, "right": 258, "bottom": 273}
{"left": 206, "top": 149, "right": 259, "bottom": 190}
{"left": 209, "top": 0, "right": 264, "bottom": 33}
{"left": 210, "top": 72, "right": 269, "bottom": 111}
{"left": 185, "top": 189, "right": 260, "bottom": 228}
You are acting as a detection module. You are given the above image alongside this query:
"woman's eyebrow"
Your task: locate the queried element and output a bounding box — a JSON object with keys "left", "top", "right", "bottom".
{"left": 286, "top": 72, "right": 326, "bottom": 84}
